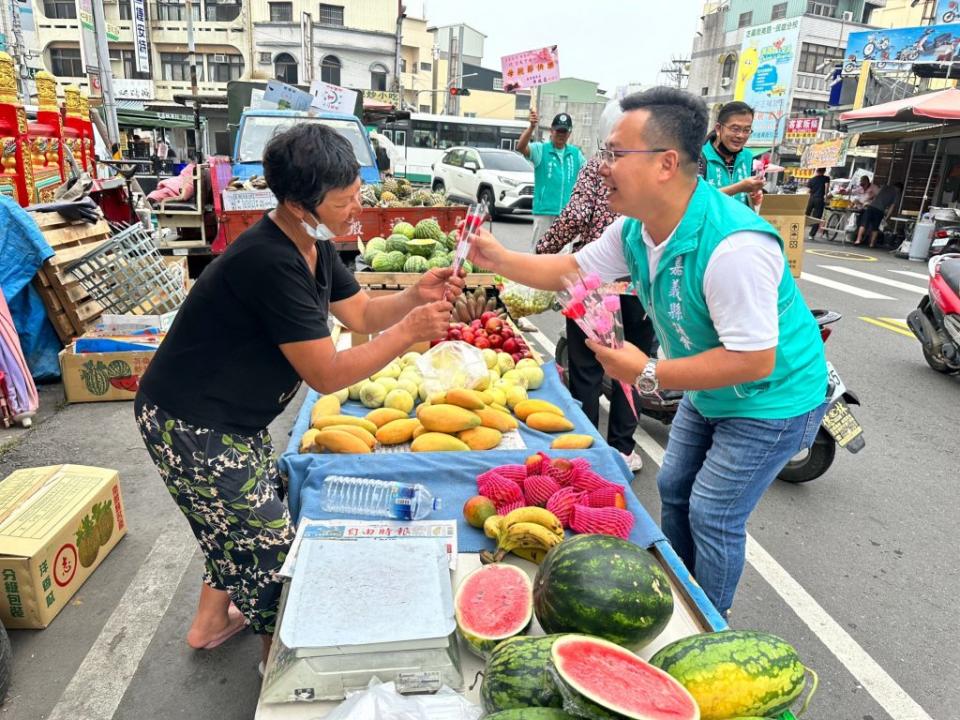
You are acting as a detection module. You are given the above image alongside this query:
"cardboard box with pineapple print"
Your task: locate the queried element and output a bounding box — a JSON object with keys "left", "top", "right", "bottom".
{"left": 0, "top": 465, "right": 126, "bottom": 629}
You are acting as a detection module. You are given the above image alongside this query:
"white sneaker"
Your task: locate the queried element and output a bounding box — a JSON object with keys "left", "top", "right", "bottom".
{"left": 620, "top": 451, "right": 643, "bottom": 472}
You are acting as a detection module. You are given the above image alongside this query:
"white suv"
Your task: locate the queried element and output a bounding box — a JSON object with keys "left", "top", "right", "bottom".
{"left": 431, "top": 147, "right": 534, "bottom": 217}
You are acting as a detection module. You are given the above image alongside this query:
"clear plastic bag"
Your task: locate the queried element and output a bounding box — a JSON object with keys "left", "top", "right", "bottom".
{"left": 325, "top": 679, "right": 482, "bottom": 720}
{"left": 499, "top": 280, "right": 556, "bottom": 319}
{"left": 415, "top": 340, "right": 489, "bottom": 395}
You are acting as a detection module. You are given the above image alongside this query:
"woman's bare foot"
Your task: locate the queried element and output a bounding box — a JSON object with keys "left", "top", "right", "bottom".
{"left": 186, "top": 584, "right": 248, "bottom": 649}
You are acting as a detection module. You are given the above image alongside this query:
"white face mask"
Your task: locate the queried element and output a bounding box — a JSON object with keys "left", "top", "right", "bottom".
{"left": 301, "top": 212, "right": 336, "bottom": 242}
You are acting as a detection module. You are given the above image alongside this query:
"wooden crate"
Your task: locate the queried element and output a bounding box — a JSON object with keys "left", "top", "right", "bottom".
{"left": 30, "top": 212, "right": 112, "bottom": 343}
{"left": 356, "top": 271, "right": 498, "bottom": 290}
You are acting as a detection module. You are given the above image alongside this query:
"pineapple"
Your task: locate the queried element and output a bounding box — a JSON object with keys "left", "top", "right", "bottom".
{"left": 380, "top": 190, "right": 397, "bottom": 203}
{"left": 76, "top": 515, "right": 99, "bottom": 568}
{"left": 381, "top": 177, "right": 400, "bottom": 195}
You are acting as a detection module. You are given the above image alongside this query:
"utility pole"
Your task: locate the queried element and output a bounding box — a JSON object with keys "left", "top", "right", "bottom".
{"left": 185, "top": 0, "right": 202, "bottom": 161}
{"left": 394, "top": 1, "right": 405, "bottom": 96}
{"left": 659, "top": 56, "right": 690, "bottom": 89}
{"left": 3, "top": 0, "right": 31, "bottom": 100}
{"left": 91, "top": 0, "right": 119, "bottom": 143}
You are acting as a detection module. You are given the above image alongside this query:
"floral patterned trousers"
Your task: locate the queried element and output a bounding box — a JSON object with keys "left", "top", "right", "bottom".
{"left": 134, "top": 393, "right": 293, "bottom": 634}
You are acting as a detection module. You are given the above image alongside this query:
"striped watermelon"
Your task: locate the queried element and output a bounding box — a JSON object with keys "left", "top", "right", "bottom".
{"left": 549, "top": 635, "right": 699, "bottom": 720}
{"left": 480, "top": 634, "right": 567, "bottom": 713}
{"left": 649, "top": 630, "right": 818, "bottom": 720}
{"left": 485, "top": 710, "right": 575, "bottom": 720}
{"left": 455, "top": 564, "right": 532, "bottom": 658}
{"left": 533, "top": 534, "right": 673, "bottom": 650}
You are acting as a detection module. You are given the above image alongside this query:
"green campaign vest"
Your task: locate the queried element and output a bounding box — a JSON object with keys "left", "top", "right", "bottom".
{"left": 622, "top": 179, "right": 827, "bottom": 420}
{"left": 530, "top": 141, "right": 584, "bottom": 216}
{"left": 701, "top": 140, "right": 753, "bottom": 206}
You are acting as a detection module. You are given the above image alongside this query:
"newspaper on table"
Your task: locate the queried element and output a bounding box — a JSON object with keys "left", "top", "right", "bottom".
{"left": 280, "top": 518, "right": 459, "bottom": 577}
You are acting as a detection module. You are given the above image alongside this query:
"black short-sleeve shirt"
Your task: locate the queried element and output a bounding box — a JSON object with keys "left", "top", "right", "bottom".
{"left": 139, "top": 215, "right": 360, "bottom": 433}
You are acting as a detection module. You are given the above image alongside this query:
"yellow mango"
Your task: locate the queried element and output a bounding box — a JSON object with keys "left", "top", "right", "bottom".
{"left": 458, "top": 426, "right": 503, "bottom": 451}
{"left": 312, "top": 429, "right": 372, "bottom": 454}
{"left": 311, "top": 415, "right": 378, "bottom": 435}
{"left": 476, "top": 407, "right": 518, "bottom": 432}
{"left": 410, "top": 432, "right": 470, "bottom": 452}
{"left": 445, "top": 388, "right": 486, "bottom": 410}
{"left": 366, "top": 407, "right": 410, "bottom": 428}
{"left": 487, "top": 388, "right": 507, "bottom": 406}
{"left": 412, "top": 422, "right": 428, "bottom": 439}
{"left": 299, "top": 428, "right": 320, "bottom": 453}
{"left": 375, "top": 418, "right": 422, "bottom": 445}
{"left": 309, "top": 395, "right": 341, "bottom": 426}
{"left": 513, "top": 399, "right": 565, "bottom": 422}
{"left": 526, "top": 411, "right": 574, "bottom": 433}
{"left": 550, "top": 434, "right": 595, "bottom": 450}
{"left": 323, "top": 424, "right": 376, "bottom": 449}
{"left": 490, "top": 402, "right": 511, "bottom": 415}
{"left": 479, "top": 390, "right": 495, "bottom": 405}
{"left": 418, "top": 404, "right": 481, "bottom": 433}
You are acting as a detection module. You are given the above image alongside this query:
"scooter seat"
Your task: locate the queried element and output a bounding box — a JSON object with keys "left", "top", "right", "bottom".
{"left": 940, "top": 257, "right": 960, "bottom": 295}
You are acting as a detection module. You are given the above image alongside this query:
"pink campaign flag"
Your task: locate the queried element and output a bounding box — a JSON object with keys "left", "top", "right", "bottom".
{"left": 501, "top": 46, "right": 560, "bottom": 93}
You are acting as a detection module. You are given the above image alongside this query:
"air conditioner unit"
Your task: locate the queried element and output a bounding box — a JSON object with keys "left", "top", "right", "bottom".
{"left": 212, "top": 54, "right": 227, "bottom": 63}
{"left": 720, "top": 77, "right": 731, "bottom": 88}
{"left": 841, "top": 10, "right": 853, "bottom": 21}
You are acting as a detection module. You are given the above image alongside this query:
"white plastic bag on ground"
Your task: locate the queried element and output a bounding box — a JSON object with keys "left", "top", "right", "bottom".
{"left": 325, "top": 680, "right": 482, "bottom": 720}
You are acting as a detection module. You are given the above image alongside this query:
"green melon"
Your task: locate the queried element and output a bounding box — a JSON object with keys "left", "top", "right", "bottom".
{"left": 649, "top": 630, "right": 816, "bottom": 720}
{"left": 386, "top": 234, "right": 410, "bottom": 253}
{"left": 413, "top": 218, "right": 445, "bottom": 241}
{"left": 383, "top": 250, "right": 407, "bottom": 271}
{"left": 484, "top": 710, "right": 575, "bottom": 720}
{"left": 533, "top": 534, "right": 673, "bottom": 650}
{"left": 392, "top": 221, "right": 415, "bottom": 239}
{"left": 366, "top": 236, "right": 387, "bottom": 255}
{"left": 444, "top": 230, "right": 458, "bottom": 251}
{"left": 480, "top": 635, "right": 567, "bottom": 714}
{"left": 403, "top": 255, "right": 429, "bottom": 273}
{"left": 406, "top": 238, "right": 437, "bottom": 257}
{"left": 371, "top": 252, "right": 395, "bottom": 272}
{"left": 427, "top": 255, "right": 450, "bottom": 269}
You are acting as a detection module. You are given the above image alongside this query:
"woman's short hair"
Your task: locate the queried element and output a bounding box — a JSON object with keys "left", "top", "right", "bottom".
{"left": 263, "top": 123, "right": 359, "bottom": 210}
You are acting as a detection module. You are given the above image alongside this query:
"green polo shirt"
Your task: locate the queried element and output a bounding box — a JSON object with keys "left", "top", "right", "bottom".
{"left": 529, "top": 141, "right": 585, "bottom": 216}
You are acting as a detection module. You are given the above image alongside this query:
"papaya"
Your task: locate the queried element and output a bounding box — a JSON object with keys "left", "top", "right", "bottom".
{"left": 323, "top": 424, "right": 376, "bottom": 449}
{"left": 526, "top": 411, "right": 574, "bottom": 433}
{"left": 311, "top": 415, "right": 378, "bottom": 435}
{"left": 410, "top": 432, "right": 470, "bottom": 452}
{"left": 375, "top": 418, "right": 421, "bottom": 445}
{"left": 475, "top": 407, "right": 519, "bottom": 432}
{"left": 513, "top": 399, "right": 564, "bottom": 422}
{"left": 312, "top": 429, "right": 372, "bottom": 454}
{"left": 550, "top": 433, "right": 594, "bottom": 449}
{"left": 365, "top": 407, "right": 410, "bottom": 428}
{"left": 309, "top": 395, "right": 342, "bottom": 426}
{"left": 444, "top": 388, "right": 486, "bottom": 410}
{"left": 418, "top": 404, "right": 481, "bottom": 433}
{"left": 458, "top": 426, "right": 503, "bottom": 451}
{"left": 299, "top": 428, "right": 320, "bottom": 453}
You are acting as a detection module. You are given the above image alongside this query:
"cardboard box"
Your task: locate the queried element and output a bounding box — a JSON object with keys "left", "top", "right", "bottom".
{"left": 93, "top": 310, "right": 178, "bottom": 336}
{"left": 0, "top": 465, "right": 127, "bottom": 628}
{"left": 760, "top": 194, "right": 807, "bottom": 278}
{"left": 59, "top": 343, "right": 155, "bottom": 403}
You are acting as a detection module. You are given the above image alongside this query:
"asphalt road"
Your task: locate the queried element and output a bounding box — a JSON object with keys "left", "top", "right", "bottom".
{"left": 0, "top": 215, "right": 955, "bottom": 720}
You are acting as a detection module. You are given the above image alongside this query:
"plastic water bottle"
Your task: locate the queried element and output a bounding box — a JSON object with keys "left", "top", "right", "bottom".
{"left": 320, "top": 475, "right": 441, "bottom": 521}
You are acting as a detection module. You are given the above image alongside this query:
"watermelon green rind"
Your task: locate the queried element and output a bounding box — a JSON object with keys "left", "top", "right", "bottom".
{"left": 485, "top": 709, "right": 576, "bottom": 720}
{"left": 386, "top": 234, "right": 410, "bottom": 252}
{"left": 533, "top": 535, "right": 673, "bottom": 650}
{"left": 393, "top": 221, "right": 416, "bottom": 239}
{"left": 480, "top": 634, "right": 568, "bottom": 713}
{"left": 406, "top": 238, "right": 437, "bottom": 257}
{"left": 546, "top": 663, "right": 628, "bottom": 720}
{"left": 648, "top": 630, "right": 808, "bottom": 720}
{"left": 551, "top": 635, "right": 699, "bottom": 720}
{"left": 454, "top": 564, "right": 533, "bottom": 659}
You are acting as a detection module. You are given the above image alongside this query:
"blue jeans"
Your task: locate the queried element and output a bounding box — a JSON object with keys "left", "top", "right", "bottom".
{"left": 657, "top": 396, "right": 827, "bottom": 615}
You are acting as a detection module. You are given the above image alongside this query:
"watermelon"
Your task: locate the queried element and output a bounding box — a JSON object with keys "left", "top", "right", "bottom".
{"left": 393, "top": 221, "right": 415, "bottom": 239}
{"left": 386, "top": 234, "right": 410, "bottom": 253}
{"left": 533, "top": 534, "right": 673, "bottom": 650}
{"left": 550, "top": 635, "right": 699, "bottom": 720}
{"left": 481, "top": 634, "right": 567, "bottom": 713}
{"left": 413, "top": 218, "right": 445, "bottom": 241}
{"left": 406, "top": 238, "right": 437, "bottom": 257}
{"left": 365, "top": 236, "right": 387, "bottom": 255}
{"left": 403, "top": 255, "right": 429, "bottom": 273}
{"left": 485, "top": 710, "right": 575, "bottom": 720}
{"left": 649, "top": 631, "right": 817, "bottom": 720}
{"left": 427, "top": 255, "right": 449, "bottom": 269}
{"left": 455, "top": 564, "right": 532, "bottom": 658}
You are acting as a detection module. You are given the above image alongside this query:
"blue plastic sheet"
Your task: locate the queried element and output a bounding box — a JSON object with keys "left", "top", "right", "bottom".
{"left": 279, "top": 362, "right": 666, "bottom": 552}
{"left": 0, "top": 197, "right": 63, "bottom": 380}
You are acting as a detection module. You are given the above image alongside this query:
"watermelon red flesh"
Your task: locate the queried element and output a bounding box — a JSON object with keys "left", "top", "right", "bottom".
{"left": 552, "top": 635, "right": 699, "bottom": 720}
{"left": 455, "top": 564, "right": 532, "bottom": 657}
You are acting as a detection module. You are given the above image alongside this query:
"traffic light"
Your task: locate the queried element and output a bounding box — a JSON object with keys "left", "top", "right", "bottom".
{"left": 802, "top": 108, "right": 828, "bottom": 116}
{"left": 449, "top": 87, "right": 471, "bottom": 97}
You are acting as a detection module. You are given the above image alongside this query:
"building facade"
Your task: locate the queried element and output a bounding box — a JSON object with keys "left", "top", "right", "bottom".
{"left": 536, "top": 77, "right": 609, "bottom": 157}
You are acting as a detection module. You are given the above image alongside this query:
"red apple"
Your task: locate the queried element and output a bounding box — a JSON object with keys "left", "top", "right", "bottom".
{"left": 470, "top": 319, "right": 482, "bottom": 330}
{"left": 502, "top": 338, "right": 519, "bottom": 354}
{"left": 474, "top": 336, "right": 491, "bottom": 349}
{"left": 462, "top": 330, "right": 475, "bottom": 345}
{"left": 500, "top": 327, "right": 514, "bottom": 340}
{"left": 488, "top": 333, "right": 503, "bottom": 348}
{"left": 449, "top": 328, "right": 462, "bottom": 340}
{"left": 480, "top": 311, "right": 497, "bottom": 323}
{"left": 485, "top": 317, "right": 504, "bottom": 334}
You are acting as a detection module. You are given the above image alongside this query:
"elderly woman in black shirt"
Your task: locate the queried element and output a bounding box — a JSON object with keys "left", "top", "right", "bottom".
{"left": 135, "top": 123, "right": 462, "bottom": 668}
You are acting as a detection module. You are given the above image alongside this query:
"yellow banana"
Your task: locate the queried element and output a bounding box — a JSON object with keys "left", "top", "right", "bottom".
{"left": 500, "top": 522, "right": 563, "bottom": 553}
{"left": 502, "top": 506, "right": 564, "bottom": 538}
{"left": 483, "top": 514, "right": 505, "bottom": 541}
{"left": 511, "top": 546, "right": 549, "bottom": 564}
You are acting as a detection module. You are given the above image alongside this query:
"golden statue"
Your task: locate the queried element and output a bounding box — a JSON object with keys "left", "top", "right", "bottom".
{"left": 0, "top": 52, "right": 18, "bottom": 107}
{"left": 35, "top": 71, "right": 58, "bottom": 112}
{"left": 64, "top": 85, "right": 82, "bottom": 118}
{"left": 79, "top": 93, "right": 90, "bottom": 119}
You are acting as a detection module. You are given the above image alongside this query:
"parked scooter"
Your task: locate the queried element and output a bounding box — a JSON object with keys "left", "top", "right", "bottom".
{"left": 906, "top": 253, "right": 960, "bottom": 373}
{"left": 554, "top": 309, "right": 864, "bottom": 484}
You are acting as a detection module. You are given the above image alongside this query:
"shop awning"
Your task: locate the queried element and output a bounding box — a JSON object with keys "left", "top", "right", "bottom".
{"left": 844, "top": 119, "right": 956, "bottom": 146}
{"left": 839, "top": 88, "right": 960, "bottom": 123}
{"left": 110, "top": 107, "right": 198, "bottom": 129}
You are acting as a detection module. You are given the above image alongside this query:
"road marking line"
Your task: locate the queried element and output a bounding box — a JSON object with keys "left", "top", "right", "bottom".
{"left": 800, "top": 272, "right": 894, "bottom": 299}
{"left": 890, "top": 269, "right": 929, "bottom": 280}
{"left": 861, "top": 316, "right": 916, "bottom": 338}
{"left": 879, "top": 316, "right": 910, "bottom": 328}
{"left": 806, "top": 248, "right": 877, "bottom": 262}
{"left": 48, "top": 525, "right": 197, "bottom": 720}
{"left": 820, "top": 265, "right": 927, "bottom": 294}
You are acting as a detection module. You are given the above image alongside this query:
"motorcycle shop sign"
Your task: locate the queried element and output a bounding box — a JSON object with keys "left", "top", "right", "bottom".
{"left": 843, "top": 23, "right": 960, "bottom": 75}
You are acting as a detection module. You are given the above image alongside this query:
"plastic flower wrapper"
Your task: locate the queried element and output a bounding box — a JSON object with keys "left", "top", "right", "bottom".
{"left": 415, "top": 340, "right": 489, "bottom": 395}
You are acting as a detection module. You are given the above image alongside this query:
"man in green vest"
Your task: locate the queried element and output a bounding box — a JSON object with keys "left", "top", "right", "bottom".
{"left": 699, "top": 101, "right": 765, "bottom": 208}
{"left": 465, "top": 87, "right": 828, "bottom": 616}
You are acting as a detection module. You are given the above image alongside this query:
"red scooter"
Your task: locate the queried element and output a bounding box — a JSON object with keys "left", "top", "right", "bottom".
{"left": 907, "top": 253, "right": 960, "bottom": 373}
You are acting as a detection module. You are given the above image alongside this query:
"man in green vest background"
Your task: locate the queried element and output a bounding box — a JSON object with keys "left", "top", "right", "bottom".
{"left": 699, "top": 101, "right": 765, "bottom": 209}
{"left": 465, "top": 87, "right": 828, "bottom": 616}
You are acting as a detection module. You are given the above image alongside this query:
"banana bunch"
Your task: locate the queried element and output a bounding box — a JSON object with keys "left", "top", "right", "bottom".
{"left": 479, "top": 507, "right": 564, "bottom": 565}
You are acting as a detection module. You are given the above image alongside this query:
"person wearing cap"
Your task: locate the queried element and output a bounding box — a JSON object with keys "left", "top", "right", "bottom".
{"left": 518, "top": 109, "right": 586, "bottom": 248}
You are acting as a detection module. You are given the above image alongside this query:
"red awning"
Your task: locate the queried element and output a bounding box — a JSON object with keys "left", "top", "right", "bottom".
{"left": 840, "top": 88, "right": 960, "bottom": 123}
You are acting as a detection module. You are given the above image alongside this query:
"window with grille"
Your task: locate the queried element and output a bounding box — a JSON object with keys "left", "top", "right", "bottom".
{"left": 161, "top": 52, "right": 203, "bottom": 81}
{"left": 269, "top": 2, "right": 293, "bottom": 21}
{"left": 156, "top": 1, "right": 200, "bottom": 21}
{"left": 420, "top": 61, "right": 432, "bottom": 71}
{"left": 771, "top": 2, "right": 788, "bottom": 20}
{"left": 798, "top": 42, "right": 844, "bottom": 74}
{"left": 43, "top": 0, "right": 76, "bottom": 19}
{"left": 206, "top": 3, "right": 240, "bottom": 21}
{"left": 318, "top": 3, "right": 343, "bottom": 26}
{"left": 320, "top": 55, "right": 341, "bottom": 85}
{"left": 738, "top": 11, "right": 752, "bottom": 28}
{"left": 275, "top": 53, "right": 297, "bottom": 84}
{"left": 119, "top": 1, "right": 133, "bottom": 20}
{"left": 722, "top": 53, "right": 736, "bottom": 81}
{"left": 806, "top": 0, "right": 838, "bottom": 17}
{"left": 49, "top": 46, "right": 83, "bottom": 77}
{"left": 493, "top": 77, "right": 503, "bottom": 90}
{"left": 370, "top": 65, "right": 388, "bottom": 91}
{"left": 207, "top": 53, "right": 244, "bottom": 82}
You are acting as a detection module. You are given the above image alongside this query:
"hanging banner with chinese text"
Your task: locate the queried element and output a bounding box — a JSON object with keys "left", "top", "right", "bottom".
{"left": 785, "top": 117, "right": 821, "bottom": 142}
{"left": 501, "top": 46, "right": 559, "bottom": 92}
{"left": 132, "top": 0, "right": 150, "bottom": 74}
{"left": 801, "top": 137, "right": 849, "bottom": 169}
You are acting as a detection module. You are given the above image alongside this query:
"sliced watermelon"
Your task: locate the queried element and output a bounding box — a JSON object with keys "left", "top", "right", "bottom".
{"left": 551, "top": 635, "right": 700, "bottom": 720}
{"left": 455, "top": 564, "right": 533, "bottom": 658}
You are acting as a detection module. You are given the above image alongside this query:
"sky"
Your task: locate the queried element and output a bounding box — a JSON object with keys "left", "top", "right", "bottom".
{"left": 409, "top": 0, "right": 705, "bottom": 93}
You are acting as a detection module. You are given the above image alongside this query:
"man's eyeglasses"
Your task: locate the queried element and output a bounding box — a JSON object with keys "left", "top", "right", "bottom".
{"left": 598, "top": 145, "right": 669, "bottom": 165}
{"left": 720, "top": 123, "right": 753, "bottom": 137}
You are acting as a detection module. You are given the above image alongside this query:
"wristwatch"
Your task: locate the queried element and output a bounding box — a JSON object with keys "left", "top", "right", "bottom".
{"left": 634, "top": 358, "right": 660, "bottom": 395}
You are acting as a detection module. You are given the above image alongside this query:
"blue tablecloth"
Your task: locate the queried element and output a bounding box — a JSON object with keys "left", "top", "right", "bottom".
{"left": 279, "top": 362, "right": 666, "bottom": 552}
